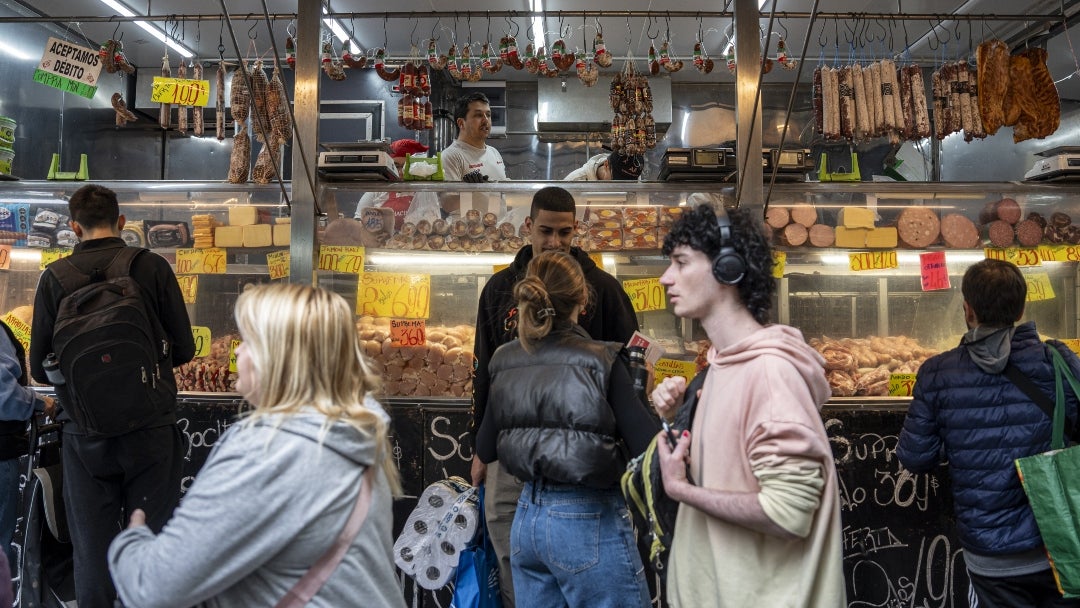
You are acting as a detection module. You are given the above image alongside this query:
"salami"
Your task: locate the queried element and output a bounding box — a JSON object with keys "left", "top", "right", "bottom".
{"left": 996, "top": 198, "right": 1022, "bottom": 225}
{"left": 852, "top": 64, "right": 870, "bottom": 140}
{"left": 983, "top": 219, "right": 1015, "bottom": 248}
{"left": 813, "top": 67, "right": 824, "bottom": 135}
{"left": 931, "top": 68, "right": 947, "bottom": 140}
{"left": 791, "top": 204, "right": 819, "bottom": 228}
{"left": 808, "top": 224, "right": 836, "bottom": 247}
{"left": 765, "top": 206, "right": 791, "bottom": 230}
{"left": 1015, "top": 218, "right": 1044, "bottom": 248}
{"left": 940, "top": 213, "right": 980, "bottom": 249}
{"left": 897, "top": 207, "right": 940, "bottom": 248}
{"left": 781, "top": 223, "right": 809, "bottom": 247}
{"left": 868, "top": 61, "right": 885, "bottom": 137}
{"left": 192, "top": 62, "right": 204, "bottom": 136}
{"left": 822, "top": 67, "right": 841, "bottom": 140}
{"left": 838, "top": 66, "right": 855, "bottom": 140}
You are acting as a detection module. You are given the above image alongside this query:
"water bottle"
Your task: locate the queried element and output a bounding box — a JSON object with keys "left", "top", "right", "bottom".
{"left": 42, "top": 353, "right": 64, "bottom": 386}
{"left": 627, "top": 346, "right": 649, "bottom": 402}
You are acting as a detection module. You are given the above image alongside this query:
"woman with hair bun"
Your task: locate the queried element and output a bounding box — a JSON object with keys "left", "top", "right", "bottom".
{"left": 475, "top": 250, "right": 658, "bottom": 608}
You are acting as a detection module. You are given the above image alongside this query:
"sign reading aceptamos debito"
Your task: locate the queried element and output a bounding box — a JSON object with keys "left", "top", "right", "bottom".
{"left": 35, "top": 37, "right": 103, "bottom": 99}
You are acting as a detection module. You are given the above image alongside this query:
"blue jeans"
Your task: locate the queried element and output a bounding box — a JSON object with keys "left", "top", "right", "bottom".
{"left": 510, "top": 480, "right": 651, "bottom": 608}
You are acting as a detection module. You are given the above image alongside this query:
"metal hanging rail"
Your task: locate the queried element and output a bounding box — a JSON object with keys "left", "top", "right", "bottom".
{"left": 0, "top": 11, "right": 1068, "bottom": 24}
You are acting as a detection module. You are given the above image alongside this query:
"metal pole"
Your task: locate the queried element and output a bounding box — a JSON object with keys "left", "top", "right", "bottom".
{"left": 734, "top": 0, "right": 762, "bottom": 208}
{"left": 289, "top": 0, "right": 321, "bottom": 285}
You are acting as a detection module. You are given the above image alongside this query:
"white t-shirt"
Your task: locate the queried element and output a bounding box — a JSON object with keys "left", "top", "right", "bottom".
{"left": 441, "top": 140, "right": 507, "bottom": 182}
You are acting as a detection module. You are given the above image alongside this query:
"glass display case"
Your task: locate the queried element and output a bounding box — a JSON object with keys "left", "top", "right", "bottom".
{"left": 1, "top": 180, "right": 1078, "bottom": 402}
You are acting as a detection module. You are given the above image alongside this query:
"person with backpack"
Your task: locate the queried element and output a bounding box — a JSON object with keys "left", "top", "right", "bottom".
{"left": 651, "top": 204, "right": 846, "bottom": 608}
{"left": 29, "top": 183, "right": 195, "bottom": 608}
{"left": 474, "top": 250, "right": 657, "bottom": 608}
{"left": 0, "top": 307, "right": 54, "bottom": 579}
{"left": 898, "top": 259, "right": 1080, "bottom": 608}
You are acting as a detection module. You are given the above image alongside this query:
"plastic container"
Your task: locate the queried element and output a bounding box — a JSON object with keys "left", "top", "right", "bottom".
{"left": 0, "top": 116, "right": 15, "bottom": 145}
{"left": 0, "top": 148, "right": 13, "bottom": 175}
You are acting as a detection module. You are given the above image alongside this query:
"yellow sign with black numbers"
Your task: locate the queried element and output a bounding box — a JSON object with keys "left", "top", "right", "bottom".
{"left": 191, "top": 326, "right": 211, "bottom": 358}
{"left": 150, "top": 77, "right": 211, "bottom": 106}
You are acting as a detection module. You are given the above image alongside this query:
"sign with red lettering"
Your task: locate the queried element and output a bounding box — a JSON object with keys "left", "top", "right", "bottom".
{"left": 919, "top": 251, "right": 950, "bottom": 291}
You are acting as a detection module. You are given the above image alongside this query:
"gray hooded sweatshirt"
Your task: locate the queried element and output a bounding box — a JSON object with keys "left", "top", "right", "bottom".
{"left": 108, "top": 397, "right": 405, "bottom": 608}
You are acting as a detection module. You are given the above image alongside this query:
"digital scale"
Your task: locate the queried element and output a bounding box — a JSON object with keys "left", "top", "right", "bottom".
{"left": 659, "top": 146, "right": 813, "bottom": 181}
{"left": 317, "top": 141, "right": 399, "bottom": 181}
{"left": 1024, "top": 146, "right": 1080, "bottom": 182}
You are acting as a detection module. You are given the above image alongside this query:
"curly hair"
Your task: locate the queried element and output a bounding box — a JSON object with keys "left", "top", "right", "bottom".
{"left": 662, "top": 204, "right": 775, "bottom": 324}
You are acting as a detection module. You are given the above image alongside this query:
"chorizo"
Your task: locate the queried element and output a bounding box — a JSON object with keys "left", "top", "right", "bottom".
{"left": 192, "top": 62, "right": 204, "bottom": 136}
{"left": 176, "top": 60, "right": 188, "bottom": 132}
{"left": 216, "top": 62, "right": 226, "bottom": 141}
{"left": 159, "top": 55, "right": 172, "bottom": 129}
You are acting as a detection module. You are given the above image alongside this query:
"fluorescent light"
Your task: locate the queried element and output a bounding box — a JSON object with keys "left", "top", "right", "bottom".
{"left": 367, "top": 252, "right": 515, "bottom": 267}
{"left": 96, "top": 0, "right": 194, "bottom": 58}
{"left": 0, "top": 41, "right": 36, "bottom": 61}
{"left": 321, "top": 7, "right": 358, "bottom": 50}
{"left": 530, "top": 0, "right": 545, "bottom": 49}
{"left": 758, "top": 0, "right": 770, "bottom": 7}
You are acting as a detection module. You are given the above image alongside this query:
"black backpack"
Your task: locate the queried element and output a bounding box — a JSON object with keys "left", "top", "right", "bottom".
{"left": 620, "top": 367, "right": 708, "bottom": 580}
{"left": 50, "top": 247, "right": 175, "bottom": 437}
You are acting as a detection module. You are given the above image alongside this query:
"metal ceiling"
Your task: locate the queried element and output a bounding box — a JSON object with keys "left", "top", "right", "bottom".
{"left": 6, "top": 0, "right": 1080, "bottom": 98}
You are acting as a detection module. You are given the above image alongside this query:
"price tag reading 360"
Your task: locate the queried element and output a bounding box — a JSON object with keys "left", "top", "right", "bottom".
{"left": 391, "top": 319, "right": 427, "bottom": 347}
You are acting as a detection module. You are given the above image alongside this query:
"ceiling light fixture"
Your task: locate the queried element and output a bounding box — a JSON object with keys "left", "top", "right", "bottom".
{"left": 530, "top": 0, "right": 545, "bottom": 49}
{"left": 321, "top": 7, "right": 358, "bottom": 50}
{"left": 96, "top": 0, "right": 194, "bottom": 58}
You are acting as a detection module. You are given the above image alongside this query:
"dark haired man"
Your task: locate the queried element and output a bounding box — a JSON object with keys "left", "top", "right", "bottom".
{"left": 469, "top": 185, "right": 637, "bottom": 607}
{"left": 899, "top": 259, "right": 1080, "bottom": 608}
{"left": 442, "top": 92, "right": 506, "bottom": 183}
{"left": 29, "top": 184, "right": 194, "bottom": 608}
{"left": 564, "top": 151, "right": 644, "bottom": 181}
{"left": 651, "top": 204, "right": 846, "bottom": 607}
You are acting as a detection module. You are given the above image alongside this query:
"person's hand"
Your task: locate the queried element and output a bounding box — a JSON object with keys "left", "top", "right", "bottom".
{"left": 41, "top": 395, "right": 57, "bottom": 420}
{"left": 656, "top": 429, "right": 692, "bottom": 501}
{"left": 461, "top": 169, "right": 489, "bottom": 183}
{"left": 471, "top": 455, "right": 487, "bottom": 487}
{"left": 126, "top": 508, "right": 147, "bottom": 530}
{"left": 651, "top": 376, "right": 687, "bottom": 421}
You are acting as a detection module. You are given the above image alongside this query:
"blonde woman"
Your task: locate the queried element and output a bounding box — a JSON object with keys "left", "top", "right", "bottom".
{"left": 475, "top": 250, "right": 657, "bottom": 608}
{"left": 108, "top": 283, "right": 405, "bottom": 608}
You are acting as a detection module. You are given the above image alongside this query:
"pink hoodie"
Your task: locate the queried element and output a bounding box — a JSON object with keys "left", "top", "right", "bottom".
{"left": 666, "top": 324, "right": 847, "bottom": 608}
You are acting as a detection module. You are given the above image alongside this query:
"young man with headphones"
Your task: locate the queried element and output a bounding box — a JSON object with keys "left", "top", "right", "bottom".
{"left": 649, "top": 203, "right": 847, "bottom": 607}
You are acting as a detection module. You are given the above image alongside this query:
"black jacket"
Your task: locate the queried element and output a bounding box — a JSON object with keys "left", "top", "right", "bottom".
{"left": 489, "top": 325, "right": 627, "bottom": 488}
{"left": 29, "top": 237, "right": 196, "bottom": 431}
{"left": 471, "top": 245, "right": 638, "bottom": 439}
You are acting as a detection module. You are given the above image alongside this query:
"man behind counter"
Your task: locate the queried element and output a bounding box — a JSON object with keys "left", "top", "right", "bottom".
{"left": 442, "top": 92, "right": 507, "bottom": 183}
{"left": 565, "top": 150, "right": 644, "bottom": 181}
{"left": 469, "top": 185, "right": 638, "bottom": 607}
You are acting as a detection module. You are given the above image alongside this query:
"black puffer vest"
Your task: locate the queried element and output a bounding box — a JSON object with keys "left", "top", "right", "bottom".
{"left": 490, "top": 325, "right": 624, "bottom": 488}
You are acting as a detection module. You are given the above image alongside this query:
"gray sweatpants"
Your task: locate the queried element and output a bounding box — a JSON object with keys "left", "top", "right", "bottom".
{"left": 485, "top": 460, "right": 524, "bottom": 608}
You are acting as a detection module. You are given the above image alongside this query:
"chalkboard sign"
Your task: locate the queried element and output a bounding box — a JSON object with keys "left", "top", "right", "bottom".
{"left": 826, "top": 406, "right": 968, "bottom": 607}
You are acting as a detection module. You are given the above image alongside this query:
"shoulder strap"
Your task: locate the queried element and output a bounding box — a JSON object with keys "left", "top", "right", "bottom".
{"left": 1003, "top": 362, "right": 1056, "bottom": 421}
{"left": 673, "top": 366, "right": 709, "bottom": 430}
{"left": 51, "top": 246, "right": 145, "bottom": 295}
{"left": 275, "top": 466, "right": 376, "bottom": 608}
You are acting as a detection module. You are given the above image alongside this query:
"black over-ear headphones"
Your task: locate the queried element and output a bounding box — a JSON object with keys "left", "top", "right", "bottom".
{"left": 712, "top": 206, "right": 747, "bottom": 285}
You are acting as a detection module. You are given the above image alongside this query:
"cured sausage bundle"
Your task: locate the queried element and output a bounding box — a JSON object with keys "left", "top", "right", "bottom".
{"left": 814, "top": 60, "right": 928, "bottom": 144}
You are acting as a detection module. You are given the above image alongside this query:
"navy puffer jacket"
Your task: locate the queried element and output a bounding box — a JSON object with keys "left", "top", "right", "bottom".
{"left": 897, "top": 322, "right": 1080, "bottom": 555}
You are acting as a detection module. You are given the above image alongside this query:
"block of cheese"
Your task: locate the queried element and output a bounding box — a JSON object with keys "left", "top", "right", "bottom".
{"left": 243, "top": 224, "right": 272, "bottom": 247}
{"left": 834, "top": 226, "right": 869, "bottom": 248}
{"left": 214, "top": 225, "right": 244, "bottom": 248}
{"left": 865, "top": 227, "right": 898, "bottom": 248}
{"left": 229, "top": 206, "right": 259, "bottom": 226}
{"left": 838, "top": 207, "right": 876, "bottom": 229}
{"left": 273, "top": 223, "right": 291, "bottom": 246}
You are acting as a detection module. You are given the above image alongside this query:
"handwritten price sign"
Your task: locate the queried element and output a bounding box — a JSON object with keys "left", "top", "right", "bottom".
{"left": 318, "top": 245, "right": 365, "bottom": 274}
{"left": 772, "top": 251, "right": 787, "bottom": 278}
{"left": 191, "top": 326, "right": 211, "bottom": 358}
{"left": 984, "top": 247, "right": 1042, "bottom": 267}
{"left": 888, "top": 373, "right": 918, "bottom": 397}
{"left": 653, "top": 358, "right": 698, "bottom": 386}
{"left": 39, "top": 248, "right": 72, "bottom": 270}
{"left": 622, "top": 277, "right": 666, "bottom": 313}
{"left": 1025, "top": 272, "right": 1056, "bottom": 302}
{"left": 0, "top": 311, "right": 30, "bottom": 353}
{"left": 358, "top": 272, "right": 430, "bottom": 319}
{"left": 228, "top": 339, "right": 241, "bottom": 373}
{"left": 176, "top": 275, "right": 198, "bottom": 304}
{"left": 1037, "top": 245, "right": 1080, "bottom": 263}
{"left": 919, "top": 251, "right": 950, "bottom": 291}
{"left": 150, "top": 77, "right": 210, "bottom": 106}
{"left": 0, "top": 245, "right": 9, "bottom": 270}
{"left": 266, "top": 250, "right": 290, "bottom": 280}
{"left": 1061, "top": 339, "right": 1080, "bottom": 357}
{"left": 391, "top": 319, "right": 427, "bottom": 347}
{"left": 849, "top": 250, "right": 898, "bottom": 271}
{"left": 589, "top": 252, "right": 605, "bottom": 270}
{"left": 175, "top": 248, "right": 227, "bottom": 274}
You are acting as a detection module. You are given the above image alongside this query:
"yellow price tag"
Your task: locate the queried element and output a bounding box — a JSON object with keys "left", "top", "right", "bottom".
{"left": 1061, "top": 339, "right": 1080, "bottom": 357}
{"left": 984, "top": 247, "right": 1042, "bottom": 267}
{"left": 653, "top": 358, "right": 698, "bottom": 387}
{"left": 391, "top": 319, "right": 427, "bottom": 347}
{"left": 0, "top": 245, "right": 10, "bottom": 270}
{"left": 39, "top": 248, "right": 72, "bottom": 270}
{"left": 0, "top": 312, "right": 31, "bottom": 353}
{"left": 357, "top": 272, "right": 431, "bottom": 319}
{"left": 493, "top": 263, "right": 510, "bottom": 274}
{"left": 888, "top": 373, "right": 918, "bottom": 397}
{"left": 176, "top": 275, "right": 198, "bottom": 304}
{"left": 191, "top": 326, "right": 212, "bottom": 358}
{"left": 589, "top": 252, "right": 605, "bottom": 270}
{"left": 1025, "top": 272, "right": 1056, "bottom": 302}
{"left": 318, "top": 245, "right": 365, "bottom": 274}
{"left": 266, "top": 250, "right": 290, "bottom": 280}
{"left": 622, "top": 277, "right": 666, "bottom": 313}
{"left": 175, "top": 248, "right": 227, "bottom": 274}
{"left": 772, "top": 251, "right": 787, "bottom": 278}
{"left": 150, "top": 77, "right": 211, "bottom": 106}
{"left": 848, "top": 250, "right": 898, "bottom": 271}
{"left": 228, "top": 339, "right": 241, "bottom": 373}
{"left": 1041, "top": 245, "right": 1080, "bottom": 263}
